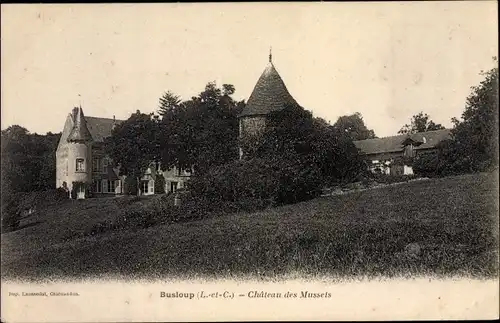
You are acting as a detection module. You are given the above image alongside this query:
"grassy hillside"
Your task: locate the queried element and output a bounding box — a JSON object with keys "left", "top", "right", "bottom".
{"left": 1, "top": 172, "right": 498, "bottom": 282}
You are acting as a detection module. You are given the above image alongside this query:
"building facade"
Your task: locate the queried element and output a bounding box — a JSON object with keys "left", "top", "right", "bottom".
{"left": 353, "top": 129, "right": 452, "bottom": 175}
{"left": 56, "top": 106, "right": 189, "bottom": 198}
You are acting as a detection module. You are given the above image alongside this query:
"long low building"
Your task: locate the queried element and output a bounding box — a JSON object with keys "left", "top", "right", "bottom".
{"left": 353, "top": 129, "right": 452, "bottom": 175}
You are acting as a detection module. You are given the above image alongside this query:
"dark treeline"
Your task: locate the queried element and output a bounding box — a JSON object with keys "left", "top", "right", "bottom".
{"left": 1, "top": 126, "right": 61, "bottom": 197}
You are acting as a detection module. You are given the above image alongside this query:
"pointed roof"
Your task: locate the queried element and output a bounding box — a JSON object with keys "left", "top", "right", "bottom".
{"left": 67, "top": 107, "right": 93, "bottom": 142}
{"left": 239, "top": 55, "right": 298, "bottom": 117}
{"left": 353, "top": 129, "right": 452, "bottom": 155}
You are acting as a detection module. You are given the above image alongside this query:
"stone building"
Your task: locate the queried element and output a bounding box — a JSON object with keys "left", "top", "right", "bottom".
{"left": 238, "top": 51, "right": 299, "bottom": 157}
{"left": 353, "top": 129, "right": 452, "bottom": 175}
{"left": 56, "top": 106, "right": 189, "bottom": 198}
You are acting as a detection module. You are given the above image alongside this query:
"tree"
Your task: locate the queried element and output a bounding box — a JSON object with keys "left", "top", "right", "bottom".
{"left": 158, "top": 91, "right": 182, "bottom": 117}
{"left": 1, "top": 126, "right": 61, "bottom": 196}
{"left": 412, "top": 58, "right": 499, "bottom": 176}
{"left": 104, "top": 110, "right": 160, "bottom": 195}
{"left": 241, "top": 104, "right": 366, "bottom": 185}
{"left": 398, "top": 112, "right": 445, "bottom": 134}
{"left": 332, "top": 112, "right": 376, "bottom": 140}
{"left": 448, "top": 58, "right": 499, "bottom": 172}
{"left": 158, "top": 82, "right": 243, "bottom": 174}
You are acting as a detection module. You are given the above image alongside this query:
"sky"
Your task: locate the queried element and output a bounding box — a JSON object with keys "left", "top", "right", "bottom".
{"left": 1, "top": 2, "right": 498, "bottom": 138}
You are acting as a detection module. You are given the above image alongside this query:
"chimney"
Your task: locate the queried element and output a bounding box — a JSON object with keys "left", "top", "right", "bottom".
{"left": 112, "top": 115, "right": 116, "bottom": 131}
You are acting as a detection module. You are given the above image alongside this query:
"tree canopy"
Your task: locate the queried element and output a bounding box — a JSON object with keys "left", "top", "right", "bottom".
{"left": 449, "top": 58, "right": 498, "bottom": 172}
{"left": 398, "top": 112, "right": 445, "bottom": 134}
{"left": 332, "top": 112, "right": 376, "bottom": 140}
{"left": 104, "top": 110, "right": 160, "bottom": 184}
{"left": 412, "top": 58, "right": 498, "bottom": 176}
{"left": 1, "top": 126, "right": 61, "bottom": 197}
{"left": 241, "top": 104, "right": 366, "bottom": 184}
{"left": 158, "top": 82, "right": 245, "bottom": 174}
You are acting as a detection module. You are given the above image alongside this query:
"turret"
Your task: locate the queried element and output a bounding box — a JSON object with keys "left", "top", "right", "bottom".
{"left": 67, "top": 107, "right": 93, "bottom": 196}
{"left": 238, "top": 49, "right": 299, "bottom": 158}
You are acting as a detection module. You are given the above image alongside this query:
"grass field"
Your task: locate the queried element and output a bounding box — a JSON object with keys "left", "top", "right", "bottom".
{"left": 1, "top": 172, "right": 498, "bottom": 282}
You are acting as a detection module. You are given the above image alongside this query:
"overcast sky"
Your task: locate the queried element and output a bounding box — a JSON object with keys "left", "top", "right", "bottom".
{"left": 1, "top": 2, "right": 497, "bottom": 137}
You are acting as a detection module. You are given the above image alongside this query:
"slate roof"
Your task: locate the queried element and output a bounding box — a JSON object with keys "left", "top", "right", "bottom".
{"left": 85, "top": 116, "right": 123, "bottom": 142}
{"left": 67, "top": 107, "right": 93, "bottom": 142}
{"left": 353, "top": 129, "right": 452, "bottom": 155}
{"left": 239, "top": 61, "right": 298, "bottom": 117}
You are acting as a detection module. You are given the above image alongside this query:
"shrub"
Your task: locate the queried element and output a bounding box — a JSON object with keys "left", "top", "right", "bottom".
{"left": 1, "top": 192, "right": 22, "bottom": 233}
{"left": 1, "top": 188, "right": 69, "bottom": 233}
{"left": 154, "top": 175, "right": 166, "bottom": 194}
{"left": 123, "top": 177, "right": 138, "bottom": 195}
{"left": 188, "top": 156, "right": 323, "bottom": 215}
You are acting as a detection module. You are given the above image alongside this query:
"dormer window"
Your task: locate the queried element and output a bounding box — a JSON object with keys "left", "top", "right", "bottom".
{"left": 76, "top": 158, "right": 85, "bottom": 172}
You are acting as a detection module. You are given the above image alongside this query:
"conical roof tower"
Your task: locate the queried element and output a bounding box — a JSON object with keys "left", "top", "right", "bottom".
{"left": 67, "top": 107, "right": 93, "bottom": 142}
{"left": 239, "top": 50, "right": 298, "bottom": 117}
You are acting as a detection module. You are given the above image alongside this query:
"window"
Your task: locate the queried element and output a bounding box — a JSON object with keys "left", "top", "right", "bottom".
{"left": 141, "top": 181, "right": 149, "bottom": 194}
{"left": 76, "top": 158, "right": 85, "bottom": 172}
{"left": 102, "top": 158, "right": 108, "bottom": 173}
{"left": 94, "top": 180, "right": 102, "bottom": 193}
{"left": 93, "top": 157, "right": 101, "bottom": 172}
{"left": 108, "top": 180, "right": 116, "bottom": 193}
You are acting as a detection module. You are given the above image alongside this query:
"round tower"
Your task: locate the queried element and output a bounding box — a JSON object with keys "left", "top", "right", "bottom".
{"left": 67, "top": 107, "right": 93, "bottom": 197}
{"left": 238, "top": 49, "right": 299, "bottom": 157}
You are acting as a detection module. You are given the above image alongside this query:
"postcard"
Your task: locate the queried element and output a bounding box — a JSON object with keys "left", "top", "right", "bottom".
{"left": 1, "top": 2, "right": 498, "bottom": 322}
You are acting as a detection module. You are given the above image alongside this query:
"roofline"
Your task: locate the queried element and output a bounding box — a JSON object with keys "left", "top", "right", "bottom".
{"left": 358, "top": 146, "right": 442, "bottom": 156}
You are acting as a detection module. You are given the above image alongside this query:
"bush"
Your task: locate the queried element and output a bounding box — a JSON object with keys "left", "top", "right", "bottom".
{"left": 1, "top": 188, "right": 68, "bottom": 233}
{"left": 154, "top": 175, "right": 166, "bottom": 194}
{"left": 188, "top": 156, "right": 323, "bottom": 215}
{"left": 123, "top": 177, "right": 138, "bottom": 195}
{"left": 1, "top": 192, "right": 22, "bottom": 233}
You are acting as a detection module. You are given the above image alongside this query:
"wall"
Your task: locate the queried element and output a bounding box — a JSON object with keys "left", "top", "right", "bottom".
{"left": 239, "top": 116, "right": 266, "bottom": 137}
{"left": 66, "top": 142, "right": 92, "bottom": 191}
{"left": 162, "top": 166, "right": 192, "bottom": 194}
{"left": 55, "top": 115, "right": 74, "bottom": 188}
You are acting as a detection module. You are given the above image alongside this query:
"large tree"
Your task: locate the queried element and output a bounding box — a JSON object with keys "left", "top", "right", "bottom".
{"left": 449, "top": 58, "right": 499, "bottom": 172}
{"left": 158, "top": 91, "right": 182, "bottom": 117}
{"left": 412, "top": 58, "right": 498, "bottom": 176}
{"left": 104, "top": 110, "right": 160, "bottom": 194}
{"left": 241, "top": 104, "right": 366, "bottom": 184}
{"left": 1, "top": 126, "right": 61, "bottom": 196}
{"left": 332, "top": 112, "right": 376, "bottom": 140}
{"left": 398, "top": 112, "right": 445, "bottom": 134}
{"left": 158, "top": 82, "right": 245, "bottom": 174}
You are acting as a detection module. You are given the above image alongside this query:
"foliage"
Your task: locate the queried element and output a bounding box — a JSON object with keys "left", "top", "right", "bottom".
{"left": 1, "top": 126, "right": 61, "bottom": 203}
{"left": 413, "top": 58, "right": 499, "bottom": 176}
{"left": 158, "top": 91, "right": 182, "bottom": 117}
{"left": 158, "top": 82, "right": 245, "bottom": 175}
{"left": 332, "top": 112, "right": 377, "bottom": 140}
{"left": 1, "top": 188, "right": 68, "bottom": 233}
{"left": 154, "top": 174, "right": 166, "bottom": 194}
{"left": 123, "top": 176, "right": 138, "bottom": 196}
{"left": 188, "top": 157, "right": 323, "bottom": 215}
{"left": 104, "top": 110, "right": 160, "bottom": 195}
{"left": 447, "top": 59, "right": 499, "bottom": 173}
{"left": 398, "top": 112, "right": 445, "bottom": 134}
{"left": 240, "top": 104, "right": 366, "bottom": 186}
